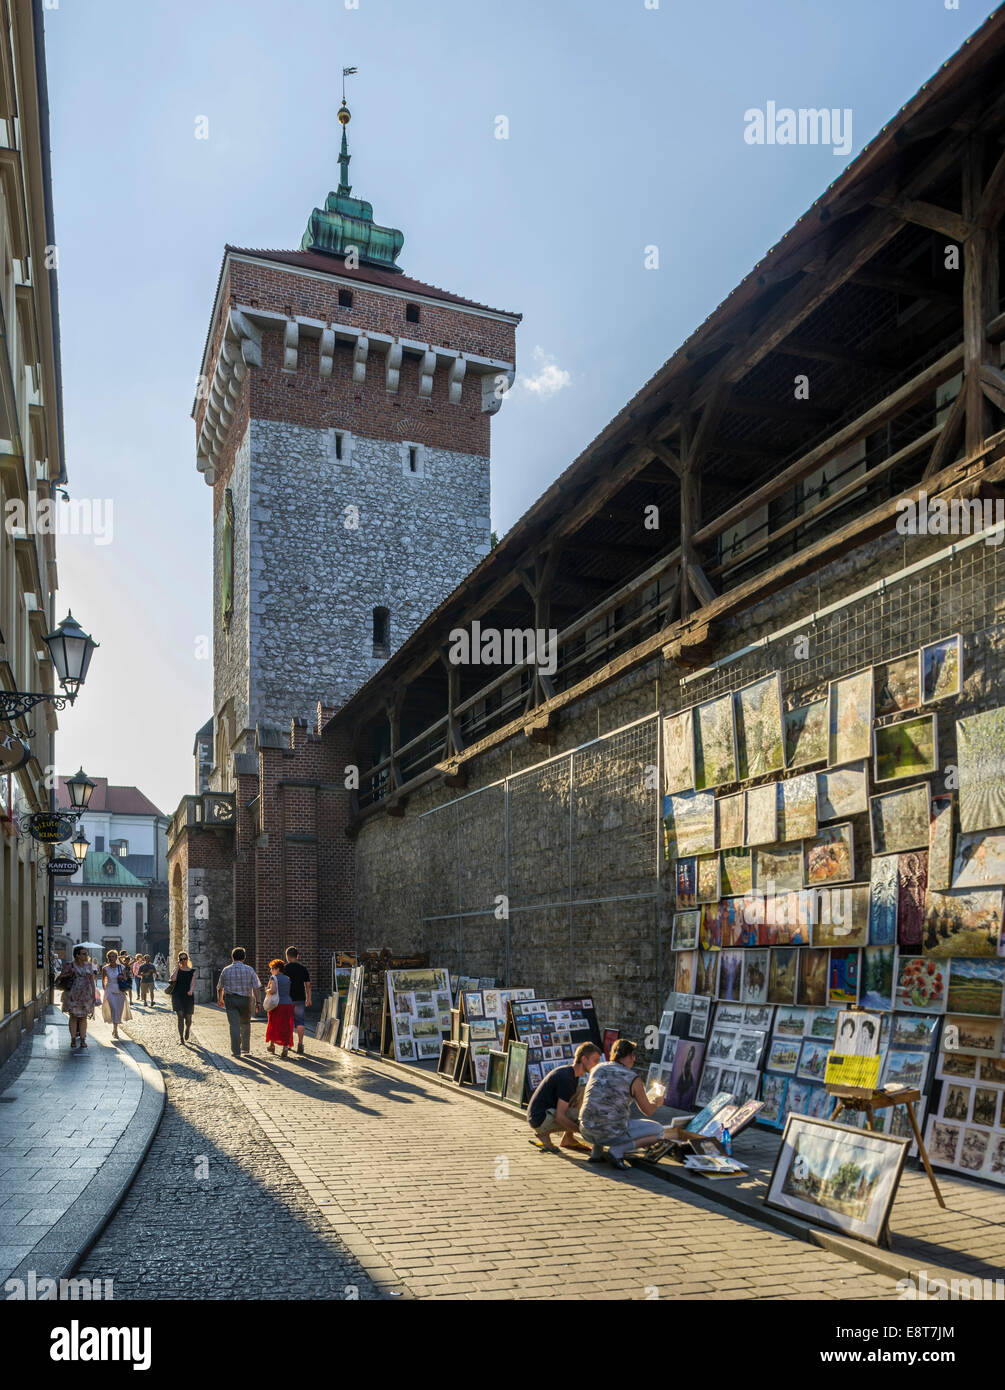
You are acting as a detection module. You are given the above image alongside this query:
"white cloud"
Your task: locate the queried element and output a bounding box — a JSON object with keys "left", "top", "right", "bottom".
{"left": 518, "top": 346, "right": 571, "bottom": 399}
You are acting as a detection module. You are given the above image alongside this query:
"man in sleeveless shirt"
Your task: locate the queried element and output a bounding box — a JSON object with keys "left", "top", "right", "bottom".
{"left": 579, "top": 1037, "right": 670, "bottom": 1170}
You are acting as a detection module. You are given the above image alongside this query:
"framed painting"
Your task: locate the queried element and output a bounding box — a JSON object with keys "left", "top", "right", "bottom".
{"left": 768, "top": 948, "right": 798, "bottom": 1005}
{"left": 663, "top": 708, "right": 695, "bottom": 795}
{"left": 689, "top": 996, "right": 712, "bottom": 1039}
{"left": 502, "top": 1041, "right": 530, "bottom": 1106}
{"left": 816, "top": 762, "right": 868, "bottom": 822}
{"left": 743, "top": 1003, "right": 774, "bottom": 1029}
{"left": 740, "top": 949, "right": 769, "bottom": 1005}
{"left": 972, "top": 1087, "right": 1001, "bottom": 1128}
{"left": 828, "top": 667, "right": 874, "bottom": 768}
{"left": 808, "top": 1006, "right": 839, "bottom": 1040}
{"left": 675, "top": 857, "right": 697, "bottom": 908}
{"left": 935, "top": 1048, "right": 976, "bottom": 1082}
{"left": 758, "top": 1072, "right": 790, "bottom": 1129}
{"left": 829, "top": 947, "right": 860, "bottom": 1004}
{"left": 785, "top": 699, "right": 828, "bottom": 769}
{"left": 925, "top": 1118, "right": 962, "bottom": 1168}
{"left": 777, "top": 772, "right": 818, "bottom": 841}
{"left": 804, "top": 823, "right": 854, "bottom": 887}
{"left": 695, "top": 853, "right": 721, "bottom": 905}
{"left": 957, "top": 706, "right": 1005, "bottom": 834}
{"left": 928, "top": 792, "right": 954, "bottom": 893}
{"left": 812, "top": 883, "right": 869, "bottom": 949}
{"left": 766, "top": 1037, "right": 800, "bottom": 1073}
{"left": 665, "top": 791, "right": 717, "bottom": 859}
{"left": 951, "top": 831, "right": 1005, "bottom": 890}
{"left": 922, "top": 887, "right": 1003, "bottom": 959}
{"left": 714, "top": 1001, "right": 745, "bottom": 1027}
{"left": 744, "top": 782, "right": 778, "bottom": 847}
{"left": 735, "top": 673, "right": 785, "bottom": 781}
{"left": 755, "top": 844, "right": 803, "bottom": 893}
{"left": 695, "top": 949, "right": 718, "bottom": 998}
{"left": 868, "top": 854, "right": 898, "bottom": 946}
{"left": 897, "top": 850, "right": 928, "bottom": 950}
{"left": 946, "top": 957, "right": 1005, "bottom": 1017}
{"left": 675, "top": 949, "right": 697, "bottom": 997}
{"left": 834, "top": 1010, "right": 881, "bottom": 1057}
{"left": 978, "top": 1056, "right": 1005, "bottom": 1086}
{"left": 860, "top": 945, "right": 896, "bottom": 1011}
{"left": 873, "top": 713, "right": 938, "bottom": 785}
{"left": 437, "top": 1040, "right": 460, "bottom": 1077}
{"left": 773, "top": 1004, "right": 809, "bottom": 1037}
{"left": 943, "top": 1014, "right": 1003, "bottom": 1058}
{"left": 694, "top": 1064, "right": 720, "bottom": 1109}
{"left": 665, "top": 1039, "right": 705, "bottom": 1111}
{"left": 717, "top": 949, "right": 744, "bottom": 1002}
{"left": 672, "top": 911, "right": 701, "bottom": 952}
{"left": 921, "top": 634, "right": 961, "bottom": 705}
{"left": 767, "top": 1116, "right": 908, "bottom": 1245}
{"left": 796, "top": 1037, "right": 831, "bottom": 1083}
{"left": 796, "top": 948, "right": 829, "bottom": 1007}
{"left": 882, "top": 1048, "right": 930, "bottom": 1092}
{"left": 732, "top": 1028, "right": 767, "bottom": 1069}
{"left": 720, "top": 846, "right": 752, "bottom": 897}
{"left": 890, "top": 1012, "right": 940, "bottom": 1050}
{"left": 870, "top": 782, "right": 930, "bottom": 856}
{"left": 694, "top": 694, "right": 737, "bottom": 791}
{"left": 717, "top": 791, "right": 746, "bottom": 850}
{"left": 896, "top": 955, "right": 946, "bottom": 1013}
{"left": 485, "top": 1048, "right": 508, "bottom": 1097}
{"left": 874, "top": 652, "right": 921, "bottom": 717}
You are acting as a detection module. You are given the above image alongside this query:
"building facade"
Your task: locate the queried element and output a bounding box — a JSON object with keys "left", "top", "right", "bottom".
{"left": 52, "top": 851, "right": 148, "bottom": 961}
{"left": 0, "top": 0, "right": 67, "bottom": 1067}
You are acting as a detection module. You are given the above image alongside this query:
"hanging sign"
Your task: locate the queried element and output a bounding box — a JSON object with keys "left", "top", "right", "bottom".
{"left": 47, "top": 857, "right": 79, "bottom": 876}
{"left": 0, "top": 731, "right": 30, "bottom": 773}
{"left": 27, "top": 812, "right": 75, "bottom": 843}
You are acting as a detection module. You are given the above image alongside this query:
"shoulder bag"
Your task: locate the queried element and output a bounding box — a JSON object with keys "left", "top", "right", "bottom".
{"left": 264, "top": 980, "right": 280, "bottom": 1011}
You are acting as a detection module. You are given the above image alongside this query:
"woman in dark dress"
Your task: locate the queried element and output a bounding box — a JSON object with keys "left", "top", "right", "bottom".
{"left": 168, "top": 951, "right": 196, "bottom": 1044}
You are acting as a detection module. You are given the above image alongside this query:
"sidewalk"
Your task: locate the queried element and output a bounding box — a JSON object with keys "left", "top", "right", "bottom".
{"left": 0, "top": 1004, "right": 163, "bottom": 1288}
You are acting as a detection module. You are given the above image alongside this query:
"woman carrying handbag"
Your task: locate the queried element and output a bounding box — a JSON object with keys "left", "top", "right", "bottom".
{"left": 167, "top": 951, "right": 196, "bottom": 1044}
{"left": 100, "top": 949, "right": 132, "bottom": 1041}
{"left": 264, "top": 959, "right": 294, "bottom": 1059}
{"left": 59, "top": 946, "right": 96, "bottom": 1053}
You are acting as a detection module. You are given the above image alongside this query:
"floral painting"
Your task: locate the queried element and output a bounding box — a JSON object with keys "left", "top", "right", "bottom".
{"left": 928, "top": 792, "right": 954, "bottom": 893}
{"left": 957, "top": 706, "right": 1005, "bottom": 834}
{"left": 921, "top": 635, "right": 961, "bottom": 705}
{"left": 663, "top": 708, "right": 695, "bottom": 796}
{"left": 694, "top": 694, "right": 737, "bottom": 791}
{"left": 816, "top": 762, "right": 868, "bottom": 822}
{"left": 777, "top": 772, "right": 818, "bottom": 841}
{"left": 785, "top": 699, "right": 828, "bottom": 770}
{"left": 896, "top": 956, "right": 946, "bottom": 1013}
{"left": 735, "top": 674, "right": 784, "bottom": 781}
{"left": 867, "top": 853, "right": 898, "bottom": 945}
{"left": 873, "top": 713, "right": 938, "bottom": 785}
{"left": 870, "top": 782, "right": 930, "bottom": 856}
{"left": 804, "top": 823, "right": 854, "bottom": 886}
{"left": 744, "top": 782, "right": 778, "bottom": 846}
{"left": 828, "top": 668, "right": 874, "bottom": 768}
{"left": 874, "top": 653, "right": 921, "bottom": 717}
{"left": 717, "top": 791, "right": 746, "bottom": 850}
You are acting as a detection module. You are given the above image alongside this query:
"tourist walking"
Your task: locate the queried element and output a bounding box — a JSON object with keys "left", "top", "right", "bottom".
{"left": 131, "top": 955, "right": 142, "bottom": 999}
{"left": 167, "top": 951, "right": 196, "bottom": 1044}
{"left": 100, "top": 950, "right": 132, "bottom": 1041}
{"left": 58, "top": 946, "right": 96, "bottom": 1054}
{"left": 282, "top": 947, "right": 311, "bottom": 1056}
{"left": 264, "top": 959, "right": 294, "bottom": 1059}
{"left": 217, "top": 947, "right": 262, "bottom": 1057}
{"left": 138, "top": 955, "right": 157, "bottom": 1006}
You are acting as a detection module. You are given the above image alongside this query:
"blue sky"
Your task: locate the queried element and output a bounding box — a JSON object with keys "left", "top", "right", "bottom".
{"left": 43, "top": 0, "right": 997, "bottom": 816}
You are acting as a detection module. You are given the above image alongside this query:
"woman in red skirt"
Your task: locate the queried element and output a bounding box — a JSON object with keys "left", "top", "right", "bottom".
{"left": 264, "top": 959, "right": 294, "bottom": 1058}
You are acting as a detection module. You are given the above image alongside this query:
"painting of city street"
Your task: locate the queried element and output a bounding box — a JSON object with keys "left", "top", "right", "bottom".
{"left": 768, "top": 1116, "right": 908, "bottom": 1244}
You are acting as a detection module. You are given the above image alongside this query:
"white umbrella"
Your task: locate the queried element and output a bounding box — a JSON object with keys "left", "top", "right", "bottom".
{"left": 75, "top": 942, "right": 106, "bottom": 953}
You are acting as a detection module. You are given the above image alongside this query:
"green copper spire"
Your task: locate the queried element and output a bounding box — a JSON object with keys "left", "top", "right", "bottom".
{"left": 301, "top": 88, "right": 404, "bottom": 272}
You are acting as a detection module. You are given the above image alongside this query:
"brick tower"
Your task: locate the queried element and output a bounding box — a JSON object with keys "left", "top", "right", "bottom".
{"left": 193, "top": 95, "right": 520, "bottom": 789}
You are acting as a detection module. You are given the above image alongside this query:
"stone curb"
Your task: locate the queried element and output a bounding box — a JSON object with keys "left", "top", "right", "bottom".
{"left": 5, "top": 1017, "right": 166, "bottom": 1289}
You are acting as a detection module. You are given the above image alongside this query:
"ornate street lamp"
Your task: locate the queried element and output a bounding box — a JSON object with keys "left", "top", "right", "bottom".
{"left": 65, "top": 767, "right": 95, "bottom": 813}
{"left": 71, "top": 828, "right": 90, "bottom": 864}
{"left": 0, "top": 611, "right": 99, "bottom": 722}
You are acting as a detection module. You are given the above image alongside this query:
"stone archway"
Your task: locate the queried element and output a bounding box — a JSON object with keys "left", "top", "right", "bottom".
{"left": 169, "top": 861, "right": 185, "bottom": 964}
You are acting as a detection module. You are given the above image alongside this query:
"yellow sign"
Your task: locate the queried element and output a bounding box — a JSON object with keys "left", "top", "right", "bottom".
{"left": 824, "top": 1052, "right": 881, "bottom": 1089}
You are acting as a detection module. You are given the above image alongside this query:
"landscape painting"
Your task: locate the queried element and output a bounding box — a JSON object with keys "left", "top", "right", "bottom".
{"left": 816, "top": 762, "right": 868, "bottom": 822}
{"left": 777, "top": 772, "right": 818, "bottom": 841}
{"left": 921, "top": 634, "right": 961, "bottom": 705}
{"left": 720, "top": 847, "right": 753, "bottom": 897}
{"left": 735, "top": 673, "right": 785, "bottom": 781}
{"left": 946, "top": 957, "right": 1005, "bottom": 1017}
{"left": 695, "top": 853, "right": 721, "bottom": 904}
{"left": 867, "top": 854, "right": 899, "bottom": 946}
{"left": 874, "top": 653, "right": 921, "bottom": 717}
{"left": 663, "top": 708, "right": 695, "bottom": 795}
{"left": 957, "top": 706, "right": 1005, "bottom": 834}
{"left": 796, "top": 948, "right": 829, "bottom": 1007}
{"left": 922, "top": 887, "right": 1003, "bottom": 958}
{"left": 943, "top": 1014, "right": 1003, "bottom": 1058}
{"left": 812, "top": 883, "right": 869, "bottom": 949}
{"left": 870, "top": 782, "right": 930, "bottom": 856}
{"left": 694, "top": 694, "right": 737, "bottom": 791}
{"left": 928, "top": 792, "right": 955, "bottom": 892}
{"left": 951, "top": 831, "right": 1005, "bottom": 889}
{"left": 768, "top": 949, "right": 798, "bottom": 1005}
{"left": 717, "top": 791, "right": 746, "bottom": 850}
{"left": 744, "top": 782, "right": 778, "bottom": 846}
{"left": 755, "top": 844, "right": 803, "bottom": 893}
{"left": 873, "top": 713, "right": 938, "bottom": 785}
{"left": 860, "top": 945, "right": 896, "bottom": 1011}
{"left": 804, "top": 823, "right": 854, "bottom": 887}
{"left": 785, "top": 699, "right": 828, "bottom": 769}
{"left": 828, "top": 668, "right": 874, "bottom": 768}
{"left": 665, "top": 790, "right": 717, "bottom": 859}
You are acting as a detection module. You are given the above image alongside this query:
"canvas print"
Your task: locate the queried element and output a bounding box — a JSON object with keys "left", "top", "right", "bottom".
{"left": 946, "top": 957, "right": 1005, "bottom": 1017}
{"left": 718, "top": 950, "right": 744, "bottom": 1002}
{"left": 922, "top": 887, "right": 1003, "bottom": 958}
{"left": 717, "top": 791, "right": 746, "bottom": 850}
{"left": 896, "top": 955, "right": 946, "bottom": 1013}
{"left": 957, "top": 707, "right": 1005, "bottom": 834}
{"left": 720, "top": 847, "right": 752, "bottom": 897}
{"left": 695, "top": 949, "right": 718, "bottom": 998}
{"left": 695, "top": 853, "right": 721, "bottom": 904}
{"left": 828, "top": 668, "right": 874, "bottom": 768}
{"left": 759, "top": 1073, "right": 791, "bottom": 1129}
{"left": 891, "top": 1012, "right": 940, "bottom": 1050}
{"left": 663, "top": 708, "right": 695, "bottom": 795}
{"left": 925, "top": 1118, "right": 962, "bottom": 1167}
{"left": 928, "top": 792, "right": 954, "bottom": 893}
{"left": 735, "top": 674, "right": 784, "bottom": 781}
{"left": 897, "top": 850, "right": 928, "bottom": 950}
{"left": 774, "top": 1005, "right": 809, "bottom": 1037}
{"left": 860, "top": 945, "right": 895, "bottom": 1012}
{"left": 921, "top": 634, "right": 961, "bottom": 705}
{"left": 665, "top": 790, "right": 717, "bottom": 859}
{"left": 951, "top": 831, "right": 1005, "bottom": 889}
{"left": 740, "top": 949, "right": 769, "bottom": 1005}
{"left": 675, "top": 857, "right": 697, "bottom": 908}
{"left": 768, "top": 949, "right": 798, "bottom": 1005}
{"left": 812, "top": 883, "right": 869, "bottom": 949}
{"left": 874, "top": 713, "right": 938, "bottom": 785}
{"left": 870, "top": 782, "right": 930, "bottom": 855}
{"left": 943, "top": 1014, "right": 1003, "bottom": 1057}
{"left": 816, "top": 762, "right": 868, "bottom": 822}
{"left": 767, "top": 1116, "right": 908, "bottom": 1245}
{"left": 778, "top": 772, "right": 818, "bottom": 841}
{"left": 874, "top": 653, "right": 921, "bottom": 717}
{"left": 829, "top": 948, "right": 860, "bottom": 1004}
{"left": 666, "top": 1040, "right": 705, "bottom": 1111}
{"left": 675, "top": 950, "right": 697, "bottom": 997}
{"left": 503, "top": 1041, "right": 529, "bottom": 1106}
{"left": 755, "top": 844, "right": 803, "bottom": 893}
{"left": 796, "top": 1037, "right": 831, "bottom": 1082}
{"left": 694, "top": 694, "right": 737, "bottom": 791}
{"left": 804, "top": 823, "right": 854, "bottom": 887}
{"left": 766, "top": 1037, "right": 801, "bottom": 1073}
{"left": 796, "top": 948, "right": 829, "bottom": 1007}
{"left": 867, "top": 854, "right": 898, "bottom": 946}
{"left": 672, "top": 911, "right": 701, "bottom": 952}
{"left": 744, "top": 782, "right": 778, "bottom": 847}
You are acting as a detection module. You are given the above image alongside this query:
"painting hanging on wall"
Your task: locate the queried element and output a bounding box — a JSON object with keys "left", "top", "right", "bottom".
{"left": 870, "top": 782, "right": 930, "bottom": 856}
{"left": 896, "top": 955, "right": 946, "bottom": 1013}
{"left": 672, "top": 911, "right": 701, "bottom": 952}
{"left": 666, "top": 1039, "right": 705, "bottom": 1111}
{"left": 860, "top": 945, "right": 896, "bottom": 1011}
{"left": 695, "top": 949, "right": 718, "bottom": 998}
{"left": 735, "top": 673, "right": 785, "bottom": 781}
{"left": 816, "top": 762, "right": 868, "bottom": 822}
{"left": 812, "top": 883, "right": 869, "bottom": 949}
{"left": 744, "top": 783, "right": 778, "bottom": 846}
{"left": 663, "top": 709, "right": 695, "bottom": 796}
{"left": 868, "top": 854, "right": 898, "bottom": 946}
{"left": 897, "top": 851, "right": 928, "bottom": 949}
{"left": 922, "top": 887, "right": 1003, "bottom": 958}
{"left": 829, "top": 948, "right": 860, "bottom": 1004}
{"left": 785, "top": 699, "right": 828, "bottom": 769}
{"left": 768, "top": 949, "right": 798, "bottom": 1005}
{"left": 943, "top": 1014, "right": 1003, "bottom": 1057}
{"left": 951, "top": 831, "right": 1005, "bottom": 890}
{"left": 804, "top": 823, "right": 854, "bottom": 887}
{"left": 675, "top": 857, "right": 697, "bottom": 908}
{"left": 828, "top": 668, "right": 874, "bottom": 768}
{"left": 796, "top": 949, "right": 829, "bottom": 1008}
{"left": 778, "top": 772, "right": 818, "bottom": 841}
{"left": 928, "top": 792, "right": 954, "bottom": 893}
{"left": 873, "top": 713, "right": 938, "bottom": 785}
{"left": 921, "top": 634, "right": 961, "bottom": 705}
{"left": 665, "top": 791, "right": 717, "bottom": 859}
{"left": 720, "top": 846, "right": 753, "bottom": 896}
{"left": 946, "top": 957, "right": 1005, "bottom": 1017}
{"left": 717, "top": 791, "right": 746, "bottom": 850}
{"left": 957, "top": 706, "right": 1005, "bottom": 834}
{"left": 694, "top": 694, "right": 737, "bottom": 791}
{"left": 741, "top": 949, "right": 770, "bottom": 1005}
{"left": 695, "top": 853, "right": 721, "bottom": 905}
{"left": 675, "top": 950, "right": 697, "bottom": 997}
{"left": 874, "top": 653, "right": 921, "bottom": 717}
{"left": 755, "top": 844, "right": 803, "bottom": 894}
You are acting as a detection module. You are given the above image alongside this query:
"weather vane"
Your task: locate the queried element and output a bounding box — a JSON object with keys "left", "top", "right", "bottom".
{"left": 342, "top": 65, "right": 357, "bottom": 107}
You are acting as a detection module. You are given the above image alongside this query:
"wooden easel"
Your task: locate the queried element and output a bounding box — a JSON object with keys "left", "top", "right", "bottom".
{"left": 829, "top": 1084, "right": 946, "bottom": 1209}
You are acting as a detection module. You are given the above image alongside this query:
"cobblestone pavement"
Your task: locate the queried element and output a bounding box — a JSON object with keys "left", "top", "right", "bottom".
{"left": 76, "top": 998, "right": 910, "bottom": 1301}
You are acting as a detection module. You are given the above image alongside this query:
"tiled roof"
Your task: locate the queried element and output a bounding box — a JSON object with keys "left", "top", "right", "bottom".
{"left": 56, "top": 777, "right": 164, "bottom": 819}
{"left": 80, "top": 852, "right": 147, "bottom": 888}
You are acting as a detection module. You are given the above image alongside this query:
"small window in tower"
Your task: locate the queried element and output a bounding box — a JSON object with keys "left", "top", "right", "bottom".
{"left": 372, "top": 607, "right": 390, "bottom": 659}
{"left": 405, "top": 302, "right": 420, "bottom": 324}
{"left": 408, "top": 446, "right": 418, "bottom": 473}
{"left": 330, "top": 429, "right": 352, "bottom": 465}
{"left": 402, "top": 441, "right": 425, "bottom": 478}
{"left": 335, "top": 433, "right": 344, "bottom": 461}
{"left": 338, "top": 289, "right": 353, "bottom": 309}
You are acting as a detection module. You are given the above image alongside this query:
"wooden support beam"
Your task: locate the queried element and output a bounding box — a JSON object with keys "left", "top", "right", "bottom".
{"left": 980, "top": 364, "right": 1005, "bottom": 415}
{"left": 649, "top": 439, "right": 683, "bottom": 477}
{"left": 871, "top": 194, "right": 972, "bottom": 244}
{"left": 726, "top": 397, "right": 838, "bottom": 426}
{"left": 773, "top": 337, "right": 900, "bottom": 372}
{"left": 849, "top": 268, "right": 958, "bottom": 304}
{"left": 977, "top": 144, "right": 1005, "bottom": 230}
{"left": 962, "top": 137, "right": 999, "bottom": 454}
{"left": 923, "top": 382, "right": 967, "bottom": 480}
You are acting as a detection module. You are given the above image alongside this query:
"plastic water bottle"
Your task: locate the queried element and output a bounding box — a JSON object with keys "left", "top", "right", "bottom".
{"left": 722, "top": 1128, "right": 732, "bottom": 1158}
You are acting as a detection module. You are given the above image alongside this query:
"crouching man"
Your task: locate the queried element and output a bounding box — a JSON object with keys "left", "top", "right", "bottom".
{"left": 527, "top": 1041, "right": 603, "bottom": 1151}
{"left": 579, "top": 1037, "right": 674, "bottom": 1170}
